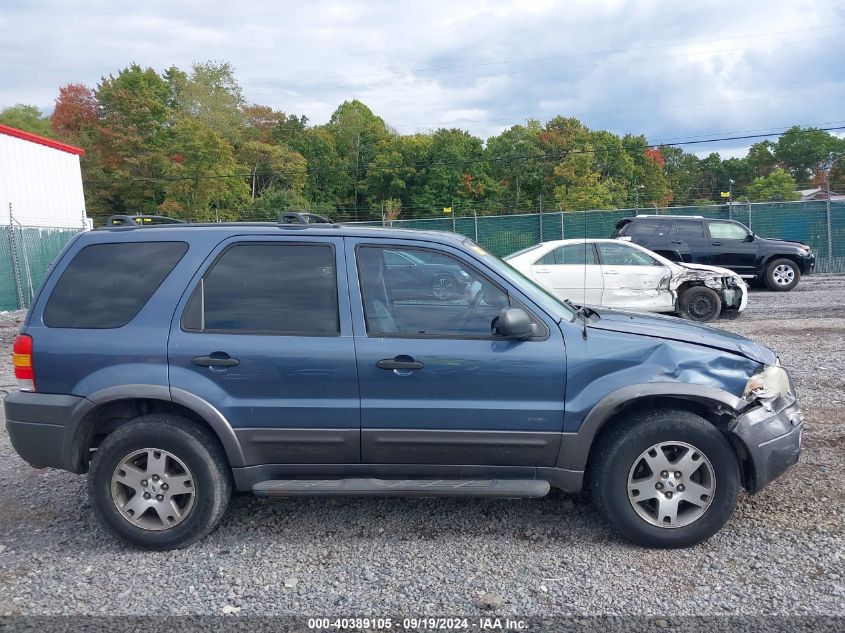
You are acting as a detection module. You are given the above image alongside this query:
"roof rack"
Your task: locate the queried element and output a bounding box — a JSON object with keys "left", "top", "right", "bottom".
{"left": 105, "top": 214, "right": 187, "bottom": 227}
{"left": 278, "top": 212, "right": 333, "bottom": 225}
{"left": 635, "top": 214, "right": 704, "bottom": 219}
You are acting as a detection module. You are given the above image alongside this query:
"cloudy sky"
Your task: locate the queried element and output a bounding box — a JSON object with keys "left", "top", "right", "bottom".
{"left": 1, "top": 0, "right": 843, "bottom": 156}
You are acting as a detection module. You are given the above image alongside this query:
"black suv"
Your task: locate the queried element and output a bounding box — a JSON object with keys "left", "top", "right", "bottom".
{"left": 612, "top": 215, "right": 815, "bottom": 291}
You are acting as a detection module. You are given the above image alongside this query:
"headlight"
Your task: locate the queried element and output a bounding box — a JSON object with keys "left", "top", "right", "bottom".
{"left": 743, "top": 364, "right": 791, "bottom": 400}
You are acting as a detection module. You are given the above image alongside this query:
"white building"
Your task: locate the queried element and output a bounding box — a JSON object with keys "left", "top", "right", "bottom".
{"left": 0, "top": 124, "right": 90, "bottom": 229}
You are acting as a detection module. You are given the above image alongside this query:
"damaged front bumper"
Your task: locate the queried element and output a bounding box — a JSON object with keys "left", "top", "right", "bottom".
{"left": 728, "top": 394, "right": 804, "bottom": 493}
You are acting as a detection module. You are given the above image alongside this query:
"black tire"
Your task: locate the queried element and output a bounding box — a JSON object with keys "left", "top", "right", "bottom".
{"left": 764, "top": 258, "right": 800, "bottom": 291}
{"left": 590, "top": 409, "right": 740, "bottom": 549}
{"left": 678, "top": 286, "right": 722, "bottom": 322}
{"left": 88, "top": 414, "right": 232, "bottom": 550}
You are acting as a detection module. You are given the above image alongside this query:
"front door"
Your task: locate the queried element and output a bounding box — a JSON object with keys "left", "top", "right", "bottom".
{"left": 596, "top": 242, "right": 674, "bottom": 312}
{"left": 530, "top": 242, "right": 603, "bottom": 306}
{"left": 347, "top": 238, "right": 567, "bottom": 467}
{"left": 706, "top": 219, "right": 758, "bottom": 276}
{"left": 168, "top": 236, "right": 360, "bottom": 465}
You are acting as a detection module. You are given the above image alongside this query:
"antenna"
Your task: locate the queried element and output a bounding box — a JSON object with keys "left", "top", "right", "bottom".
{"left": 581, "top": 203, "right": 588, "bottom": 340}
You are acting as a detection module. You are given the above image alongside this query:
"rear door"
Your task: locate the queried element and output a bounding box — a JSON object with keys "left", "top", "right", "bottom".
{"left": 347, "top": 237, "right": 567, "bottom": 467}
{"left": 168, "top": 235, "right": 360, "bottom": 465}
{"left": 530, "top": 243, "right": 603, "bottom": 305}
{"left": 668, "top": 218, "right": 711, "bottom": 264}
{"left": 627, "top": 218, "right": 673, "bottom": 257}
{"left": 596, "top": 242, "right": 674, "bottom": 311}
{"left": 706, "top": 220, "right": 757, "bottom": 276}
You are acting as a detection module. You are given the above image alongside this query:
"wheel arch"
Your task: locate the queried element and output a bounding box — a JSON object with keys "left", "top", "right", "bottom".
{"left": 71, "top": 385, "right": 245, "bottom": 472}
{"left": 557, "top": 383, "right": 746, "bottom": 475}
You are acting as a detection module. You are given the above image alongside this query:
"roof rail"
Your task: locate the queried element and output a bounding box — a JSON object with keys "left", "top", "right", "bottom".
{"left": 105, "top": 214, "right": 187, "bottom": 227}
{"left": 635, "top": 214, "right": 704, "bottom": 219}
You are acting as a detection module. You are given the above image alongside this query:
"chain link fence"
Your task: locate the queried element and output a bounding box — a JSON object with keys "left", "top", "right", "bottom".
{"left": 359, "top": 201, "right": 845, "bottom": 272}
{"left": 0, "top": 224, "right": 83, "bottom": 311}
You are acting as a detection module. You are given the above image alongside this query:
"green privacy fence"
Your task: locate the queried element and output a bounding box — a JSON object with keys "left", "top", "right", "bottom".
{"left": 0, "top": 226, "right": 82, "bottom": 311}
{"left": 364, "top": 201, "right": 845, "bottom": 272}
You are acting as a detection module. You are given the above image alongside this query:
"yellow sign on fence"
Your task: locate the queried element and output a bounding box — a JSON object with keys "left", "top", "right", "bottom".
{"left": 720, "top": 191, "right": 731, "bottom": 198}
{"left": 443, "top": 206, "right": 452, "bottom": 214}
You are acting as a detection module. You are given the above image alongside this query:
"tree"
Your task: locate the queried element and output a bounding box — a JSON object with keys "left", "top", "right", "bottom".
{"left": 661, "top": 146, "right": 701, "bottom": 206}
{"left": 51, "top": 84, "right": 98, "bottom": 141}
{"left": 160, "top": 118, "right": 249, "bottom": 220}
{"left": 169, "top": 61, "right": 245, "bottom": 142}
{"left": 236, "top": 140, "right": 306, "bottom": 200}
{"left": 775, "top": 126, "right": 845, "bottom": 181}
{"left": 746, "top": 168, "right": 800, "bottom": 202}
{"left": 486, "top": 121, "right": 547, "bottom": 211}
{"left": 0, "top": 104, "right": 54, "bottom": 137}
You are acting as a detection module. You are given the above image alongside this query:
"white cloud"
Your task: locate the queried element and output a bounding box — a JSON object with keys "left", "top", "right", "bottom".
{"left": 0, "top": 0, "right": 843, "bottom": 155}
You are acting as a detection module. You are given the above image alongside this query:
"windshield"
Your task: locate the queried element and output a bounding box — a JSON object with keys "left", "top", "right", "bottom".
{"left": 462, "top": 239, "right": 576, "bottom": 320}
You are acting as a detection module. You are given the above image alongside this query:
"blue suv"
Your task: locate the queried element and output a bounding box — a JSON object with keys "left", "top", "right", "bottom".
{"left": 4, "top": 219, "right": 804, "bottom": 550}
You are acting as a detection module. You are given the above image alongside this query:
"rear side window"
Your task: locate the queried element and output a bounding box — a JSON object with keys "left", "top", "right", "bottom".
{"left": 536, "top": 243, "right": 596, "bottom": 265}
{"left": 630, "top": 219, "right": 670, "bottom": 236}
{"left": 182, "top": 242, "right": 338, "bottom": 335}
{"left": 44, "top": 242, "right": 188, "bottom": 329}
{"left": 671, "top": 219, "right": 705, "bottom": 238}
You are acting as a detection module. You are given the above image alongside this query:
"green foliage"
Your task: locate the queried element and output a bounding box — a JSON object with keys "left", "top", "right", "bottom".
{"left": 746, "top": 168, "right": 801, "bottom": 202}
{"left": 29, "top": 60, "right": 842, "bottom": 223}
{"left": 0, "top": 104, "right": 55, "bottom": 137}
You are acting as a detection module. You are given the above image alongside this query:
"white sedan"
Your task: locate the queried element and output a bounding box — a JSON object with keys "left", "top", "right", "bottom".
{"left": 505, "top": 239, "right": 747, "bottom": 322}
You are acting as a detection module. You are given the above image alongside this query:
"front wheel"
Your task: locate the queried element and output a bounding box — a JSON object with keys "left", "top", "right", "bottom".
{"left": 88, "top": 414, "right": 232, "bottom": 550}
{"left": 679, "top": 286, "right": 722, "bottom": 322}
{"left": 765, "top": 258, "right": 800, "bottom": 291}
{"left": 590, "top": 409, "right": 740, "bottom": 548}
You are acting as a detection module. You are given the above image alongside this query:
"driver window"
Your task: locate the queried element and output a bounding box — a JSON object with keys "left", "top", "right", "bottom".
{"left": 707, "top": 220, "right": 749, "bottom": 240}
{"left": 597, "top": 242, "right": 659, "bottom": 266}
{"left": 536, "top": 243, "right": 596, "bottom": 265}
{"left": 357, "top": 246, "right": 510, "bottom": 337}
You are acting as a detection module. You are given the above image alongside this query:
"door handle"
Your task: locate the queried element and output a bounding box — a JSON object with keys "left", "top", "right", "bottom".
{"left": 604, "top": 269, "right": 619, "bottom": 275}
{"left": 711, "top": 241, "right": 723, "bottom": 246}
{"left": 376, "top": 356, "right": 424, "bottom": 371}
{"left": 534, "top": 267, "right": 551, "bottom": 274}
{"left": 192, "top": 353, "right": 239, "bottom": 367}
{"left": 670, "top": 240, "right": 683, "bottom": 245}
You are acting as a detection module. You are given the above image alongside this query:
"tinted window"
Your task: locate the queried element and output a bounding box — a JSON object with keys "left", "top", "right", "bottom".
{"left": 630, "top": 218, "right": 670, "bottom": 236}
{"left": 597, "top": 242, "right": 659, "bottom": 266}
{"left": 357, "top": 246, "right": 515, "bottom": 337}
{"left": 184, "top": 243, "right": 338, "bottom": 334}
{"left": 537, "top": 243, "right": 596, "bottom": 265}
{"left": 672, "top": 219, "right": 705, "bottom": 238}
{"left": 44, "top": 242, "right": 188, "bottom": 329}
{"left": 708, "top": 220, "right": 749, "bottom": 240}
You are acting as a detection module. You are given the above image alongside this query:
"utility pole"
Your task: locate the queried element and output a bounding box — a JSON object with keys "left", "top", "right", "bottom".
{"left": 635, "top": 184, "right": 644, "bottom": 210}
{"left": 353, "top": 132, "right": 361, "bottom": 221}
{"left": 826, "top": 157, "right": 834, "bottom": 270}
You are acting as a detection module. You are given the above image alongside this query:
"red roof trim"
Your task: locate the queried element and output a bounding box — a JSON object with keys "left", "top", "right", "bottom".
{"left": 0, "top": 124, "right": 84, "bottom": 156}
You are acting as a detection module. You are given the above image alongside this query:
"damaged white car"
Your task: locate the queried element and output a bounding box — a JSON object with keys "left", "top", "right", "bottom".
{"left": 505, "top": 238, "right": 747, "bottom": 322}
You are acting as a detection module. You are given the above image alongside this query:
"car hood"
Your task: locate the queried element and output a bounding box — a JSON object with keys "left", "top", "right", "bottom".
{"left": 587, "top": 308, "right": 776, "bottom": 365}
{"left": 675, "top": 261, "right": 741, "bottom": 279}
{"left": 756, "top": 236, "right": 812, "bottom": 251}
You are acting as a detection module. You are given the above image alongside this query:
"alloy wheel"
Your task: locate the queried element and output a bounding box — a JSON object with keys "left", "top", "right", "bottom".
{"left": 627, "top": 441, "right": 716, "bottom": 528}
{"left": 110, "top": 448, "right": 196, "bottom": 531}
{"left": 772, "top": 264, "right": 795, "bottom": 286}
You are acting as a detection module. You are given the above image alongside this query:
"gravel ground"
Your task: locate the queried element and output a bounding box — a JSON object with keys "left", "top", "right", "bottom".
{"left": 0, "top": 275, "right": 843, "bottom": 618}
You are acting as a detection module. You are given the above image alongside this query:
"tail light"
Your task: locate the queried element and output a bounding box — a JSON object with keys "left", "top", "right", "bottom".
{"left": 13, "top": 334, "right": 35, "bottom": 392}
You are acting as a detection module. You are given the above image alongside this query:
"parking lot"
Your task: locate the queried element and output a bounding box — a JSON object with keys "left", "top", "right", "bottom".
{"left": 0, "top": 275, "right": 843, "bottom": 617}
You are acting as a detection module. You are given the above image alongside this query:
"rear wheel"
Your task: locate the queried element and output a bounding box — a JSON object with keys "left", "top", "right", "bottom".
{"left": 88, "top": 414, "right": 232, "bottom": 550}
{"left": 590, "top": 409, "right": 740, "bottom": 548}
{"left": 765, "top": 258, "right": 800, "bottom": 291}
{"left": 679, "top": 286, "right": 722, "bottom": 322}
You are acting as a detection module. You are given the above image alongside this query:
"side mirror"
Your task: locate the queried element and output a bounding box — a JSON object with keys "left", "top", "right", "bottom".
{"left": 493, "top": 307, "right": 532, "bottom": 339}
{"left": 744, "top": 233, "right": 754, "bottom": 242}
